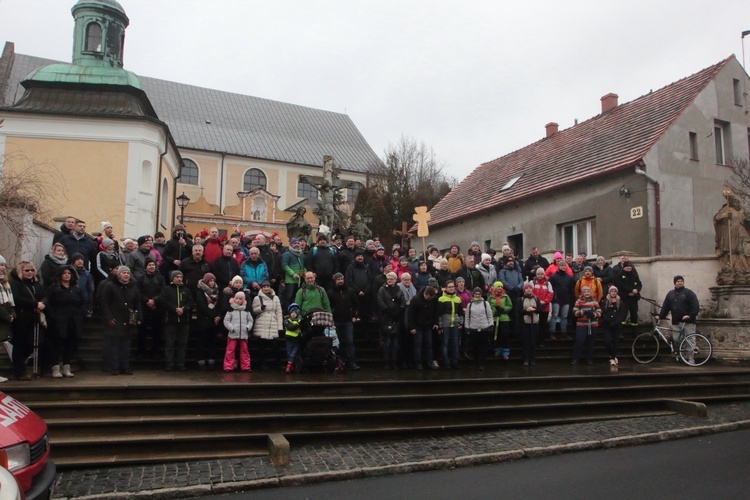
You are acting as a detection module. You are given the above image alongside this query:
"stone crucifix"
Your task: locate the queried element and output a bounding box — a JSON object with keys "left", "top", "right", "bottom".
{"left": 299, "top": 155, "right": 353, "bottom": 230}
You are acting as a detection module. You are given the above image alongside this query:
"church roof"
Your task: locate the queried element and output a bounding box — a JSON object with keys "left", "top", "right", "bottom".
{"left": 1, "top": 50, "right": 382, "bottom": 173}
{"left": 426, "top": 56, "right": 734, "bottom": 229}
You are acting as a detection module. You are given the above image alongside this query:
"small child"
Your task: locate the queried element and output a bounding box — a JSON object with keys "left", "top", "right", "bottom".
{"left": 283, "top": 303, "right": 302, "bottom": 373}
{"left": 223, "top": 291, "right": 253, "bottom": 372}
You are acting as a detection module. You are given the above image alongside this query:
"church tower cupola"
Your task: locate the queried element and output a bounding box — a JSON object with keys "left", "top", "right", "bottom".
{"left": 71, "top": 0, "right": 130, "bottom": 68}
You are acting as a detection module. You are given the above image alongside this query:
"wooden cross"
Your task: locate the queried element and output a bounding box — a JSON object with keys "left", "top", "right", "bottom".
{"left": 392, "top": 221, "right": 415, "bottom": 249}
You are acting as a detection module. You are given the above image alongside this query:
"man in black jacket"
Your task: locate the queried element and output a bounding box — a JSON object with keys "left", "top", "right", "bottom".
{"left": 655, "top": 275, "right": 700, "bottom": 360}
{"left": 308, "top": 234, "right": 338, "bottom": 291}
{"left": 211, "top": 244, "right": 241, "bottom": 291}
{"left": 328, "top": 273, "right": 360, "bottom": 370}
{"left": 159, "top": 270, "right": 194, "bottom": 371}
{"left": 407, "top": 286, "right": 440, "bottom": 370}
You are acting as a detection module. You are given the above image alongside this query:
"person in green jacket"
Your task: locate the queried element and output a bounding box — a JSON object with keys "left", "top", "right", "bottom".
{"left": 488, "top": 281, "right": 513, "bottom": 360}
{"left": 294, "top": 271, "right": 331, "bottom": 315}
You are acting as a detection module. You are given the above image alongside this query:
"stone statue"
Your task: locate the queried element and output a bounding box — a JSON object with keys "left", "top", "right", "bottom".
{"left": 299, "top": 155, "right": 353, "bottom": 231}
{"left": 714, "top": 190, "right": 750, "bottom": 285}
{"left": 347, "top": 213, "right": 372, "bottom": 241}
{"left": 286, "top": 207, "right": 312, "bottom": 241}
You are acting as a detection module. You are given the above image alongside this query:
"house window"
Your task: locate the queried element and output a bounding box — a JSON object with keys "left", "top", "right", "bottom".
{"left": 689, "top": 132, "right": 698, "bottom": 161}
{"left": 181, "top": 159, "right": 199, "bottom": 185}
{"left": 714, "top": 120, "right": 731, "bottom": 166}
{"left": 499, "top": 175, "right": 522, "bottom": 192}
{"left": 734, "top": 79, "right": 742, "bottom": 106}
{"left": 297, "top": 178, "right": 318, "bottom": 200}
{"left": 560, "top": 219, "right": 596, "bottom": 257}
{"left": 85, "top": 23, "right": 102, "bottom": 52}
{"left": 346, "top": 182, "right": 364, "bottom": 204}
{"left": 243, "top": 168, "right": 267, "bottom": 191}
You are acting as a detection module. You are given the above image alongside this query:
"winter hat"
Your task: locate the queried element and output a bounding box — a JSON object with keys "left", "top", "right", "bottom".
{"left": 231, "top": 275, "right": 243, "bottom": 286}
{"left": 427, "top": 277, "right": 439, "bottom": 288}
{"left": 455, "top": 276, "right": 465, "bottom": 283}
{"left": 609, "top": 286, "right": 618, "bottom": 293}
{"left": 553, "top": 251, "right": 562, "bottom": 260}
{"left": 583, "top": 266, "right": 593, "bottom": 273}
{"left": 523, "top": 282, "right": 534, "bottom": 290}
{"left": 232, "top": 291, "right": 246, "bottom": 304}
{"left": 481, "top": 253, "right": 491, "bottom": 262}
{"left": 203, "top": 272, "right": 216, "bottom": 283}
{"left": 472, "top": 287, "right": 483, "bottom": 294}
{"left": 470, "top": 241, "right": 480, "bottom": 248}
{"left": 365, "top": 239, "right": 375, "bottom": 247}
{"left": 102, "top": 237, "right": 115, "bottom": 248}
{"left": 376, "top": 244, "right": 385, "bottom": 251}
{"left": 145, "top": 257, "right": 156, "bottom": 267}
{"left": 493, "top": 281, "right": 504, "bottom": 289}
{"left": 596, "top": 256, "right": 606, "bottom": 263}
{"left": 333, "top": 272, "right": 344, "bottom": 280}
{"left": 536, "top": 267, "right": 546, "bottom": 276}
{"left": 501, "top": 244, "right": 511, "bottom": 252}
{"left": 486, "top": 248, "right": 497, "bottom": 256}
{"left": 101, "top": 221, "right": 113, "bottom": 232}
{"left": 70, "top": 252, "right": 85, "bottom": 263}
{"left": 674, "top": 275, "right": 684, "bottom": 284}
{"left": 317, "top": 234, "right": 328, "bottom": 242}
{"left": 622, "top": 261, "right": 633, "bottom": 268}
{"left": 117, "top": 265, "right": 131, "bottom": 276}
{"left": 172, "top": 224, "right": 186, "bottom": 233}
{"left": 290, "top": 237, "right": 300, "bottom": 245}
{"left": 137, "top": 235, "right": 150, "bottom": 246}
{"left": 170, "top": 270, "right": 183, "bottom": 281}
{"left": 426, "top": 242, "right": 436, "bottom": 250}
{"left": 288, "top": 303, "right": 301, "bottom": 314}
{"left": 260, "top": 280, "right": 271, "bottom": 287}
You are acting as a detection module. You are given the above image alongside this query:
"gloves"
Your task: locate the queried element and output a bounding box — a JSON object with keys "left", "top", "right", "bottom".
{"left": 585, "top": 310, "right": 596, "bottom": 320}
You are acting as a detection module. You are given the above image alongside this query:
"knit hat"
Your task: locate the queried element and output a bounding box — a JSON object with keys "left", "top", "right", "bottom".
{"left": 536, "top": 267, "right": 546, "bottom": 276}
{"left": 622, "top": 261, "right": 633, "bottom": 268}
{"left": 137, "top": 235, "right": 150, "bottom": 246}
{"left": 583, "top": 266, "right": 593, "bottom": 273}
{"left": 523, "top": 282, "right": 534, "bottom": 290}
{"left": 203, "top": 272, "right": 216, "bottom": 283}
{"left": 472, "top": 287, "right": 483, "bottom": 294}
{"left": 426, "top": 242, "right": 436, "bottom": 250}
{"left": 553, "top": 251, "right": 562, "bottom": 260}
{"left": 290, "top": 237, "right": 300, "bottom": 245}
{"left": 288, "top": 303, "right": 301, "bottom": 314}
{"left": 317, "top": 234, "right": 328, "bottom": 242}
{"left": 674, "top": 275, "right": 684, "bottom": 284}
{"left": 365, "top": 239, "right": 375, "bottom": 247}
{"left": 470, "top": 241, "right": 480, "bottom": 248}
{"left": 102, "top": 237, "right": 115, "bottom": 248}
{"left": 170, "top": 270, "right": 183, "bottom": 281}
{"left": 101, "top": 221, "right": 113, "bottom": 232}
{"left": 117, "top": 265, "right": 131, "bottom": 276}
{"left": 493, "top": 281, "right": 503, "bottom": 289}
{"left": 486, "top": 248, "right": 497, "bottom": 256}
{"left": 428, "top": 277, "right": 439, "bottom": 288}
{"left": 70, "top": 252, "right": 84, "bottom": 263}
{"left": 455, "top": 276, "right": 465, "bottom": 283}
{"left": 231, "top": 275, "right": 243, "bottom": 285}
{"left": 609, "top": 285, "right": 618, "bottom": 293}
{"left": 333, "top": 272, "right": 344, "bottom": 280}
{"left": 481, "top": 253, "right": 491, "bottom": 262}
{"left": 260, "top": 280, "right": 271, "bottom": 287}
{"left": 233, "top": 291, "right": 246, "bottom": 303}
{"left": 145, "top": 257, "right": 156, "bottom": 267}
{"left": 172, "top": 224, "right": 186, "bottom": 233}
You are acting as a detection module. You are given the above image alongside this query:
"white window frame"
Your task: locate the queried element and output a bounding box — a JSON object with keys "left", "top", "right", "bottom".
{"left": 560, "top": 218, "right": 596, "bottom": 257}
{"left": 714, "top": 120, "right": 731, "bottom": 166}
{"left": 180, "top": 159, "right": 199, "bottom": 186}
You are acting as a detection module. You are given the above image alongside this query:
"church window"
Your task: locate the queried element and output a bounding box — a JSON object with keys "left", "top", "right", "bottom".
{"left": 85, "top": 23, "right": 102, "bottom": 52}
{"left": 297, "top": 178, "right": 318, "bottom": 200}
{"left": 181, "top": 159, "right": 199, "bottom": 185}
{"left": 243, "top": 168, "right": 267, "bottom": 191}
{"left": 346, "top": 182, "right": 364, "bottom": 204}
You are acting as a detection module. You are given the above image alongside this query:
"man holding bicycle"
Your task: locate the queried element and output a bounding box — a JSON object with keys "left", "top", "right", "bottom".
{"left": 655, "top": 276, "right": 700, "bottom": 360}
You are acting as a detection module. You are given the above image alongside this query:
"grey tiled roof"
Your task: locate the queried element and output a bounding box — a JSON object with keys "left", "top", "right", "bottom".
{"left": 2, "top": 52, "right": 382, "bottom": 173}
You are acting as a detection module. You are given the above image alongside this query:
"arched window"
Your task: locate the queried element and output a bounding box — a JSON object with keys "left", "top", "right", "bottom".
{"left": 85, "top": 23, "right": 102, "bottom": 52}
{"left": 181, "top": 159, "right": 199, "bottom": 185}
{"left": 346, "top": 182, "right": 364, "bottom": 204}
{"left": 297, "top": 178, "right": 318, "bottom": 200}
{"left": 243, "top": 168, "right": 267, "bottom": 191}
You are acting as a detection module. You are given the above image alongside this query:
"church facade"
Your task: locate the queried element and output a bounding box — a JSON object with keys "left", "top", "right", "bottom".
{"left": 0, "top": 0, "right": 381, "bottom": 244}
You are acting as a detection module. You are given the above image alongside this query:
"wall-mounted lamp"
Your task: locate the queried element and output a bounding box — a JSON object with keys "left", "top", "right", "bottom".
{"left": 619, "top": 186, "right": 631, "bottom": 198}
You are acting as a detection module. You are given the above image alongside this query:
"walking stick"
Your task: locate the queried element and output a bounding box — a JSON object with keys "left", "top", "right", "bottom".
{"left": 32, "top": 322, "right": 40, "bottom": 377}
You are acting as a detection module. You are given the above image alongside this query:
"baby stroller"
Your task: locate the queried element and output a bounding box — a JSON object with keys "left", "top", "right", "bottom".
{"left": 295, "top": 309, "right": 345, "bottom": 373}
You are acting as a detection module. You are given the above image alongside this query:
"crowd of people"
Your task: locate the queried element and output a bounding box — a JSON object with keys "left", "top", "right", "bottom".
{"left": 0, "top": 217, "right": 701, "bottom": 381}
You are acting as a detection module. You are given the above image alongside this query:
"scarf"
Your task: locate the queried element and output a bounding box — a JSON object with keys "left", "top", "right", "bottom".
{"left": 49, "top": 253, "right": 68, "bottom": 265}
{"left": 0, "top": 282, "right": 14, "bottom": 306}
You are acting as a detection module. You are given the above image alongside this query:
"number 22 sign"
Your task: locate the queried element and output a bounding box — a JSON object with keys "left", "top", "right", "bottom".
{"left": 630, "top": 206, "right": 643, "bottom": 219}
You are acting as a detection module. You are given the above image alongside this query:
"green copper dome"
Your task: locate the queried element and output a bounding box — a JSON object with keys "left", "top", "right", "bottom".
{"left": 25, "top": 63, "right": 141, "bottom": 89}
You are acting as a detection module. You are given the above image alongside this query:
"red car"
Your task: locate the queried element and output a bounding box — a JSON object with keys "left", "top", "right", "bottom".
{"left": 0, "top": 392, "right": 55, "bottom": 500}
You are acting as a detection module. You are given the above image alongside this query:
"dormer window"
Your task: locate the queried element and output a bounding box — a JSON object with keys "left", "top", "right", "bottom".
{"left": 85, "top": 22, "right": 102, "bottom": 52}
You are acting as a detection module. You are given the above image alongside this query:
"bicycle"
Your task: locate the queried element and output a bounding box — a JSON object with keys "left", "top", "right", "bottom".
{"left": 631, "top": 314, "right": 712, "bottom": 366}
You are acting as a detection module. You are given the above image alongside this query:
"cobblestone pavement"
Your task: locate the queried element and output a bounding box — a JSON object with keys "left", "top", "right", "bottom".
{"left": 52, "top": 400, "right": 750, "bottom": 499}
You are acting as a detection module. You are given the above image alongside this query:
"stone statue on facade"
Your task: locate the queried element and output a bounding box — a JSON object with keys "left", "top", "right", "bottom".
{"left": 286, "top": 207, "right": 312, "bottom": 241}
{"left": 299, "top": 155, "right": 353, "bottom": 233}
{"left": 714, "top": 190, "right": 750, "bottom": 285}
{"left": 347, "top": 213, "right": 372, "bottom": 241}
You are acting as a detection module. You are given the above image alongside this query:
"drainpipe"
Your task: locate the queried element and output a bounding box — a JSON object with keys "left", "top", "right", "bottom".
{"left": 634, "top": 167, "right": 661, "bottom": 256}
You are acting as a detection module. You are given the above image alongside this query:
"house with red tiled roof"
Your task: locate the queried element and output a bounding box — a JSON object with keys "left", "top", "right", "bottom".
{"left": 426, "top": 55, "right": 750, "bottom": 261}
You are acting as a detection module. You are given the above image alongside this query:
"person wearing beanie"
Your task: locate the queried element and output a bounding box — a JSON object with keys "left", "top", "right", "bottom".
{"left": 488, "top": 281, "right": 512, "bottom": 360}
{"left": 593, "top": 255, "right": 614, "bottom": 290}
{"left": 95, "top": 237, "right": 122, "bottom": 287}
{"left": 252, "top": 279, "right": 284, "bottom": 371}
{"left": 223, "top": 291, "right": 253, "bottom": 372}
{"left": 445, "top": 244, "right": 464, "bottom": 274}
{"left": 548, "top": 261, "right": 574, "bottom": 339}
{"left": 466, "top": 241, "right": 482, "bottom": 265}
{"left": 159, "top": 267, "right": 194, "bottom": 371}
{"left": 162, "top": 224, "right": 192, "bottom": 283}
{"left": 437, "top": 280, "right": 464, "bottom": 369}
{"left": 194, "top": 272, "right": 222, "bottom": 370}
{"left": 655, "top": 276, "right": 700, "bottom": 363}
{"left": 545, "top": 251, "right": 573, "bottom": 278}
{"left": 281, "top": 237, "right": 307, "bottom": 312}
{"left": 520, "top": 282, "right": 540, "bottom": 366}
{"left": 476, "top": 253, "right": 497, "bottom": 293}
{"left": 97, "top": 263, "right": 141, "bottom": 375}
{"left": 136, "top": 257, "right": 166, "bottom": 360}
{"left": 282, "top": 303, "right": 303, "bottom": 373}
{"left": 572, "top": 285, "right": 601, "bottom": 365}
{"left": 464, "top": 285, "right": 493, "bottom": 370}
{"left": 574, "top": 266, "right": 603, "bottom": 301}
{"left": 532, "top": 267, "right": 554, "bottom": 344}
{"left": 612, "top": 259, "right": 642, "bottom": 331}
{"left": 126, "top": 235, "right": 154, "bottom": 281}
{"left": 328, "top": 272, "right": 360, "bottom": 371}
{"left": 599, "top": 284, "right": 626, "bottom": 366}
{"left": 95, "top": 221, "right": 120, "bottom": 254}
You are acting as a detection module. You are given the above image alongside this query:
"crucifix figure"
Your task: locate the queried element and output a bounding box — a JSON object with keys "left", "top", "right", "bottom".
{"left": 299, "top": 155, "right": 353, "bottom": 230}
{"left": 392, "top": 221, "right": 415, "bottom": 249}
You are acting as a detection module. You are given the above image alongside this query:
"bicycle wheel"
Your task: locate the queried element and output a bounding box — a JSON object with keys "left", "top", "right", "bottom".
{"left": 678, "top": 333, "right": 712, "bottom": 366}
{"left": 632, "top": 332, "right": 659, "bottom": 363}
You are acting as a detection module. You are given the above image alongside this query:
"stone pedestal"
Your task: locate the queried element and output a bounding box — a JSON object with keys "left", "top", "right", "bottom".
{"left": 700, "top": 286, "right": 750, "bottom": 364}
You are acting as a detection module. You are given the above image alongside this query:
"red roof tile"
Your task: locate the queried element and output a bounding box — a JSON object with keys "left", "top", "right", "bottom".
{"left": 427, "top": 56, "right": 733, "bottom": 229}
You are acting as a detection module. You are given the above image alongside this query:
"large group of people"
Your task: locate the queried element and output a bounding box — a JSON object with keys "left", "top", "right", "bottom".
{"left": 0, "top": 217, "right": 702, "bottom": 381}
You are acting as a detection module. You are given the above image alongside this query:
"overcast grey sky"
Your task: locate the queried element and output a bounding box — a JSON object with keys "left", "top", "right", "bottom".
{"left": 1, "top": 0, "right": 748, "bottom": 181}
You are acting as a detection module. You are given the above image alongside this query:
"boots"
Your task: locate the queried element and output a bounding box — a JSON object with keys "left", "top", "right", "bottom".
{"left": 51, "top": 365, "right": 62, "bottom": 378}
{"left": 61, "top": 364, "right": 75, "bottom": 378}
{"left": 285, "top": 362, "right": 294, "bottom": 373}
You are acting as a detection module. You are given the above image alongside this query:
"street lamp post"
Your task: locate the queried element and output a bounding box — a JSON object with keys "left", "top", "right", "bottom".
{"left": 176, "top": 192, "right": 190, "bottom": 224}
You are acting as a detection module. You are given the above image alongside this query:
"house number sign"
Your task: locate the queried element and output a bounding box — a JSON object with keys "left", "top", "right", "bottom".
{"left": 630, "top": 206, "right": 643, "bottom": 219}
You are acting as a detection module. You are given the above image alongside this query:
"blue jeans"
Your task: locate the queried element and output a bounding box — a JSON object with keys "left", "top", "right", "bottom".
{"left": 285, "top": 338, "right": 300, "bottom": 364}
{"left": 441, "top": 326, "right": 460, "bottom": 367}
{"left": 335, "top": 321, "right": 356, "bottom": 365}
{"left": 549, "top": 303, "right": 569, "bottom": 333}
{"left": 572, "top": 324, "right": 595, "bottom": 362}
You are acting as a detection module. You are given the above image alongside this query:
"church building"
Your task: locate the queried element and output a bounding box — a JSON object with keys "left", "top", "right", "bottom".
{"left": 0, "top": 0, "right": 381, "bottom": 244}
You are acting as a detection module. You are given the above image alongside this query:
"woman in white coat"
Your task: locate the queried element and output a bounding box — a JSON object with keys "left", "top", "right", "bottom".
{"left": 252, "top": 280, "right": 283, "bottom": 371}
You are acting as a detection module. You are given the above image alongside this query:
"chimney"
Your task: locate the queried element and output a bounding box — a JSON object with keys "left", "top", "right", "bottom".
{"left": 601, "top": 93, "right": 619, "bottom": 113}
{"left": 545, "top": 122, "right": 559, "bottom": 138}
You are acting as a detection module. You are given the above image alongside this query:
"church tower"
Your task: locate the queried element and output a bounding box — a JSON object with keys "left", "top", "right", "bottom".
{"left": 71, "top": 0, "right": 130, "bottom": 68}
